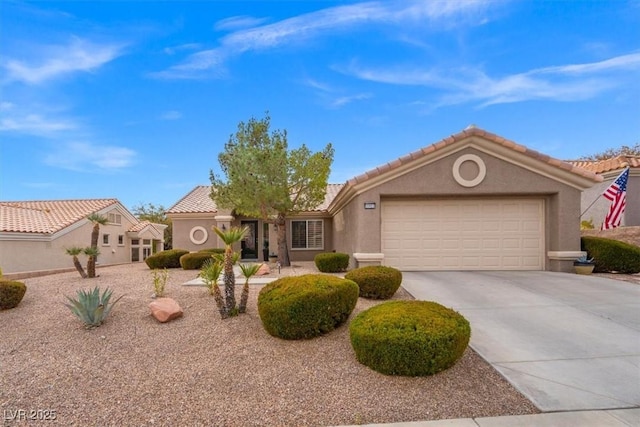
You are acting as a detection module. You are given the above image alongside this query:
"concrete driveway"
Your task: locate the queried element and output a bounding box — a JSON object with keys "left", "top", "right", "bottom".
{"left": 401, "top": 271, "right": 640, "bottom": 412}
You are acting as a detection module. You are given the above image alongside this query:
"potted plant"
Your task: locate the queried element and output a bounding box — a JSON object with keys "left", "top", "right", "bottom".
{"left": 574, "top": 255, "right": 595, "bottom": 275}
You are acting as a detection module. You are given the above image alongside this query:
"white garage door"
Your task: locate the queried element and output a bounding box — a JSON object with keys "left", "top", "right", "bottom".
{"left": 382, "top": 199, "right": 544, "bottom": 270}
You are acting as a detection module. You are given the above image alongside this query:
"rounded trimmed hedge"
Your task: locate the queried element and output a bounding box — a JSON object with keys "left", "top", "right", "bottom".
{"left": 314, "top": 252, "right": 349, "bottom": 273}
{"left": 258, "top": 274, "right": 359, "bottom": 340}
{"left": 198, "top": 248, "right": 225, "bottom": 254}
{"left": 350, "top": 300, "right": 470, "bottom": 376}
{"left": 180, "top": 252, "right": 214, "bottom": 270}
{"left": 581, "top": 236, "right": 640, "bottom": 274}
{"left": 345, "top": 265, "right": 402, "bottom": 299}
{"left": 145, "top": 249, "right": 189, "bottom": 269}
{"left": 0, "top": 280, "right": 27, "bottom": 309}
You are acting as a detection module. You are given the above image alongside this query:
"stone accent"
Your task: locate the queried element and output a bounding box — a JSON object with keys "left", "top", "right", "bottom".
{"left": 149, "top": 298, "right": 183, "bottom": 323}
{"left": 257, "top": 263, "right": 270, "bottom": 276}
{"left": 353, "top": 253, "right": 384, "bottom": 268}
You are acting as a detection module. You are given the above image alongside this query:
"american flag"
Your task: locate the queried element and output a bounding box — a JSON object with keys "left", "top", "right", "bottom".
{"left": 602, "top": 167, "right": 629, "bottom": 230}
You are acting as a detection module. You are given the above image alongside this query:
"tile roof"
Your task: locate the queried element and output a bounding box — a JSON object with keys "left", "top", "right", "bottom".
{"left": 346, "top": 126, "right": 600, "bottom": 186}
{"left": 167, "top": 186, "right": 218, "bottom": 214}
{"left": 168, "top": 184, "right": 344, "bottom": 215}
{"left": 567, "top": 155, "right": 640, "bottom": 174}
{"left": 129, "top": 220, "right": 154, "bottom": 233}
{"left": 0, "top": 199, "right": 119, "bottom": 234}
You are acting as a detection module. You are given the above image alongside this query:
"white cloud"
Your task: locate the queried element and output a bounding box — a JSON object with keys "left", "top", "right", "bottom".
{"left": 155, "top": 0, "right": 496, "bottom": 79}
{"left": 342, "top": 52, "right": 640, "bottom": 108}
{"left": 44, "top": 141, "right": 136, "bottom": 172}
{"left": 2, "top": 36, "right": 125, "bottom": 85}
{"left": 214, "top": 15, "right": 269, "bottom": 31}
{"left": 160, "top": 110, "right": 183, "bottom": 120}
{"left": 331, "top": 93, "right": 372, "bottom": 107}
{"left": 0, "top": 112, "right": 76, "bottom": 135}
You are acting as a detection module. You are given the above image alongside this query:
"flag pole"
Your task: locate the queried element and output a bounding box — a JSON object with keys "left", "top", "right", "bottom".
{"left": 579, "top": 165, "right": 629, "bottom": 217}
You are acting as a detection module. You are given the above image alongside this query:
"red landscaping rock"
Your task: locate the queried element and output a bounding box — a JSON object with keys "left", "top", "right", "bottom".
{"left": 149, "top": 298, "right": 183, "bottom": 323}
{"left": 257, "top": 263, "right": 270, "bottom": 276}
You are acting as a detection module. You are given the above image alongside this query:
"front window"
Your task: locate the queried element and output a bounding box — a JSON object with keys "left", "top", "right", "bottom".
{"left": 102, "top": 234, "right": 110, "bottom": 245}
{"left": 118, "top": 235, "right": 124, "bottom": 245}
{"left": 291, "top": 220, "right": 323, "bottom": 250}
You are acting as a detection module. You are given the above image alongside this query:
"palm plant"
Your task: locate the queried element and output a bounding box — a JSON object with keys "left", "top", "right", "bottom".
{"left": 86, "top": 213, "right": 108, "bottom": 278}
{"left": 212, "top": 226, "right": 248, "bottom": 318}
{"left": 66, "top": 246, "right": 88, "bottom": 278}
{"left": 238, "top": 263, "right": 261, "bottom": 314}
{"left": 64, "top": 286, "right": 123, "bottom": 328}
{"left": 200, "top": 259, "right": 226, "bottom": 318}
{"left": 83, "top": 247, "right": 100, "bottom": 277}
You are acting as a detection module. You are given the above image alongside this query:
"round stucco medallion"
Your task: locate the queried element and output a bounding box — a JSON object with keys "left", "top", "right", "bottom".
{"left": 189, "top": 226, "right": 208, "bottom": 245}
{"left": 452, "top": 154, "right": 486, "bottom": 187}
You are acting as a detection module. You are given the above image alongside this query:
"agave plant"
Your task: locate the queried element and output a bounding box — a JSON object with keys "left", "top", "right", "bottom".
{"left": 64, "top": 286, "right": 123, "bottom": 328}
{"left": 200, "top": 259, "right": 225, "bottom": 318}
{"left": 238, "top": 263, "right": 261, "bottom": 314}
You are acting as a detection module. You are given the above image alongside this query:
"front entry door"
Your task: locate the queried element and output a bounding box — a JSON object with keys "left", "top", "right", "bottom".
{"left": 240, "top": 220, "right": 259, "bottom": 260}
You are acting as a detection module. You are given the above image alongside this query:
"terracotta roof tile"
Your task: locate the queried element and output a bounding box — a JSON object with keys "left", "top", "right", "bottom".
{"left": 567, "top": 156, "right": 640, "bottom": 174}
{"left": 344, "top": 127, "right": 600, "bottom": 189}
{"left": 167, "top": 186, "right": 218, "bottom": 214}
{"left": 0, "top": 199, "right": 119, "bottom": 234}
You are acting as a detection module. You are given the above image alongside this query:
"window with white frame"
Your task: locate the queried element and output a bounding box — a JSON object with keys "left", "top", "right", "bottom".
{"left": 107, "top": 212, "right": 122, "bottom": 225}
{"left": 102, "top": 234, "right": 110, "bottom": 245}
{"left": 291, "top": 220, "right": 323, "bottom": 250}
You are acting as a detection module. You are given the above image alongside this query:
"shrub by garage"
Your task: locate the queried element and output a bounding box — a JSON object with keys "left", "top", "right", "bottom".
{"left": 180, "top": 252, "right": 215, "bottom": 270}
{"left": 258, "top": 274, "right": 359, "bottom": 340}
{"left": 145, "top": 249, "right": 189, "bottom": 269}
{"left": 350, "top": 300, "right": 470, "bottom": 376}
{"left": 581, "top": 236, "right": 640, "bottom": 274}
{"left": 0, "top": 280, "right": 27, "bottom": 309}
{"left": 314, "top": 252, "right": 349, "bottom": 273}
{"left": 345, "top": 265, "right": 402, "bottom": 299}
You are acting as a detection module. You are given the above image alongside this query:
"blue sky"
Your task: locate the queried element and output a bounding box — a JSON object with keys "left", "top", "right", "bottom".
{"left": 1, "top": 0, "right": 639, "bottom": 211}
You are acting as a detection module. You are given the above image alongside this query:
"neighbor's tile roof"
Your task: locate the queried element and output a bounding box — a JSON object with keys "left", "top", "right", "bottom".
{"left": 567, "top": 155, "right": 640, "bottom": 174}
{"left": 168, "top": 184, "right": 344, "bottom": 214}
{"left": 0, "top": 199, "right": 119, "bottom": 234}
{"left": 346, "top": 126, "right": 600, "bottom": 186}
{"left": 167, "top": 185, "right": 218, "bottom": 214}
{"left": 129, "top": 220, "right": 153, "bottom": 233}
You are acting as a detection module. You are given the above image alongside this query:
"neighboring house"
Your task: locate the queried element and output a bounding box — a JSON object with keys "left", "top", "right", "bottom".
{"left": 568, "top": 156, "right": 640, "bottom": 228}
{"left": 168, "top": 127, "right": 602, "bottom": 272}
{"left": 0, "top": 199, "right": 167, "bottom": 276}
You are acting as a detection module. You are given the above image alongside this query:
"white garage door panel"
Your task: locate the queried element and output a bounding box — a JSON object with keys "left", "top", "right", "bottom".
{"left": 382, "top": 199, "right": 544, "bottom": 270}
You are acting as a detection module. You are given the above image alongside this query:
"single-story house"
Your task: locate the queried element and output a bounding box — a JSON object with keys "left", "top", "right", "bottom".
{"left": 568, "top": 156, "right": 639, "bottom": 227}
{"left": 168, "top": 127, "right": 602, "bottom": 273}
{"left": 0, "top": 199, "right": 166, "bottom": 276}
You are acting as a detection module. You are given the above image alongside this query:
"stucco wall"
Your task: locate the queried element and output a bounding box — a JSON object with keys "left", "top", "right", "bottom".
{"left": 171, "top": 217, "right": 219, "bottom": 252}
{"left": 333, "top": 147, "right": 587, "bottom": 271}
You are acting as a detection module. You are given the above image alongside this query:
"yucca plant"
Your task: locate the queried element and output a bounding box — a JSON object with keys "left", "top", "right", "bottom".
{"left": 238, "top": 263, "right": 261, "bottom": 314}
{"left": 64, "top": 286, "right": 123, "bottom": 328}
{"left": 65, "top": 246, "right": 88, "bottom": 278}
{"left": 212, "top": 226, "right": 248, "bottom": 318}
{"left": 200, "top": 259, "right": 225, "bottom": 318}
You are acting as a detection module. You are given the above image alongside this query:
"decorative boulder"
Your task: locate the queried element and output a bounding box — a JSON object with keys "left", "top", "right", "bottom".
{"left": 257, "top": 263, "right": 270, "bottom": 276}
{"left": 149, "top": 298, "right": 183, "bottom": 323}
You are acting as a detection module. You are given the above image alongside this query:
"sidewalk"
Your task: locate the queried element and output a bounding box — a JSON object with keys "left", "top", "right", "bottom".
{"left": 341, "top": 408, "right": 639, "bottom": 426}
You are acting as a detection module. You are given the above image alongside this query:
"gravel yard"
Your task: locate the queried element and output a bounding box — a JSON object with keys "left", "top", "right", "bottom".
{"left": 1, "top": 263, "right": 538, "bottom": 426}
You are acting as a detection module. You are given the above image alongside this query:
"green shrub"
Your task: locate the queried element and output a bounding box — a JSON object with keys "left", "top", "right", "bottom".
{"left": 64, "top": 286, "right": 123, "bottom": 329}
{"left": 258, "top": 274, "right": 359, "bottom": 340}
{"left": 350, "top": 300, "right": 470, "bottom": 376}
{"left": 345, "top": 265, "right": 402, "bottom": 299}
{"left": 581, "top": 236, "right": 640, "bottom": 274}
{"left": 0, "top": 280, "right": 27, "bottom": 309}
{"left": 198, "top": 248, "right": 225, "bottom": 254}
{"left": 145, "top": 249, "right": 189, "bottom": 269}
{"left": 180, "top": 252, "right": 214, "bottom": 270}
{"left": 314, "top": 252, "right": 349, "bottom": 273}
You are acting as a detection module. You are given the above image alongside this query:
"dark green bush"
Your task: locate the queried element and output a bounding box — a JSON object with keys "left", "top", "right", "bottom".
{"left": 198, "top": 248, "right": 225, "bottom": 254}
{"left": 180, "top": 252, "right": 214, "bottom": 270}
{"left": 350, "top": 300, "right": 470, "bottom": 376}
{"left": 314, "top": 252, "right": 349, "bottom": 273}
{"left": 581, "top": 236, "right": 640, "bottom": 274}
{"left": 345, "top": 265, "right": 402, "bottom": 299}
{"left": 145, "top": 249, "right": 189, "bottom": 269}
{"left": 258, "top": 274, "right": 359, "bottom": 340}
{"left": 0, "top": 280, "right": 27, "bottom": 309}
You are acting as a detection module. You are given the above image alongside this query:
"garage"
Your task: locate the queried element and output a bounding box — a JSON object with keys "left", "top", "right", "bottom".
{"left": 381, "top": 198, "right": 544, "bottom": 270}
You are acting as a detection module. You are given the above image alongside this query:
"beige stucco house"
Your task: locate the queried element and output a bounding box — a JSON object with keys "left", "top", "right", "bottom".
{"left": 0, "top": 199, "right": 166, "bottom": 276}
{"left": 168, "top": 127, "right": 602, "bottom": 273}
{"left": 569, "top": 156, "right": 639, "bottom": 228}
